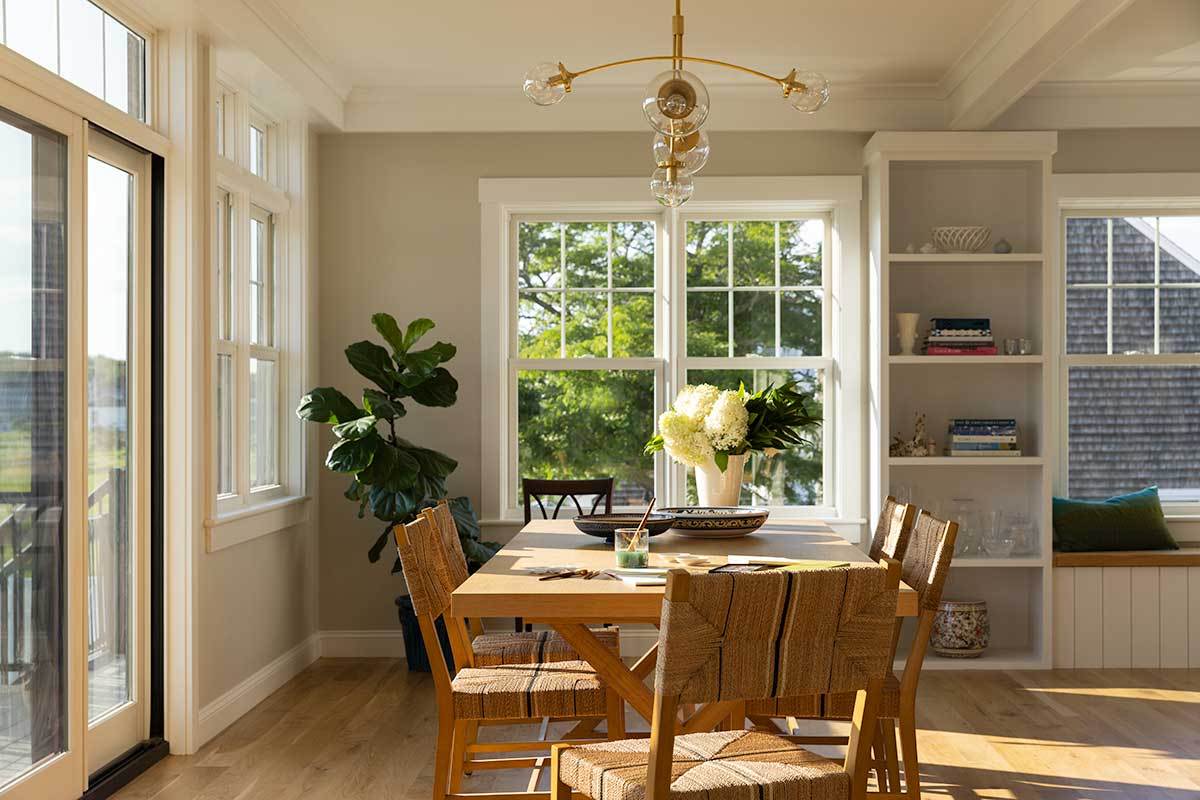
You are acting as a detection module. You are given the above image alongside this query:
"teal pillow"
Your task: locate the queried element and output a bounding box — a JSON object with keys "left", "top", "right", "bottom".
{"left": 1053, "top": 486, "right": 1178, "bottom": 552}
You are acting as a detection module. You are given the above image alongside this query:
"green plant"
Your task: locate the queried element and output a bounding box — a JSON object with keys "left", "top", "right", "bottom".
{"left": 297, "top": 313, "right": 499, "bottom": 572}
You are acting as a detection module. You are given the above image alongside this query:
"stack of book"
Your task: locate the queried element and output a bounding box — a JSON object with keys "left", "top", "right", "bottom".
{"left": 948, "top": 418, "right": 1020, "bottom": 457}
{"left": 924, "top": 317, "right": 997, "bottom": 355}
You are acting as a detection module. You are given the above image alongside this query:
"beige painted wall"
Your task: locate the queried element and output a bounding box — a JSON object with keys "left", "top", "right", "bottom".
{"left": 316, "top": 128, "right": 1200, "bottom": 633}
{"left": 197, "top": 128, "right": 322, "bottom": 708}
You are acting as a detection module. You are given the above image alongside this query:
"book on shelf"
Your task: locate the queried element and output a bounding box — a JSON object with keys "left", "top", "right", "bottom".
{"left": 950, "top": 442, "right": 1020, "bottom": 451}
{"left": 929, "top": 317, "right": 991, "bottom": 332}
{"left": 926, "top": 346, "right": 999, "bottom": 355}
{"left": 948, "top": 449, "right": 1024, "bottom": 457}
{"left": 950, "top": 418, "right": 1017, "bottom": 427}
{"left": 952, "top": 434, "right": 1018, "bottom": 444}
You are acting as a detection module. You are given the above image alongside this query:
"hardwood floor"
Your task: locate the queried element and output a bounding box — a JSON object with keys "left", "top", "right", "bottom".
{"left": 114, "top": 659, "right": 1200, "bottom": 799}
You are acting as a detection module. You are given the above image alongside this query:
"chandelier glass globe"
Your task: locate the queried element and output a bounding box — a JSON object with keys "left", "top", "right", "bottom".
{"left": 642, "top": 69, "right": 709, "bottom": 136}
{"left": 650, "top": 165, "right": 695, "bottom": 207}
{"left": 787, "top": 70, "right": 830, "bottom": 113}
{"left": 524, "top": 62, "right": 569, "bottom": 106}
{"left": 651, "top": 130, "right": 710, "bottom": 175}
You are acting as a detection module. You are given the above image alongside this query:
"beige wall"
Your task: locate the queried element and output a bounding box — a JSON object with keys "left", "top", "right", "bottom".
{"left": 316, "top": 127, "right": 1200, "bottom": 633}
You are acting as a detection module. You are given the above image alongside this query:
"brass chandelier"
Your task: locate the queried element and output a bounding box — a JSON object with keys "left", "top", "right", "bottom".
{"left": 522, "top": 0, "right": 830, "bottom": 207}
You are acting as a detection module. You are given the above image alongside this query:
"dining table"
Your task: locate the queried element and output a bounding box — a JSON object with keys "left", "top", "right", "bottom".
{"left": 451, "top": 518, "right": 918, "bottom": 728}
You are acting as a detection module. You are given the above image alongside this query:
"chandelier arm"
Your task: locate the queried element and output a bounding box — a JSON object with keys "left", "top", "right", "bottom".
{"left": 563, "top": 56, "right": 792, "bottom": 90}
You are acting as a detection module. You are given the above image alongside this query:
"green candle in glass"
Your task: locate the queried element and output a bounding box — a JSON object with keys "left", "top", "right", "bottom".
{"left": 614, "top": 527, "right": 649, "bottom": 568}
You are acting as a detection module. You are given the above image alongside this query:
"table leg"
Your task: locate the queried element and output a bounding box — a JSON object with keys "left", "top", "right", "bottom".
{"left": 551, "top": 623, "right": 656, "bottom": 724}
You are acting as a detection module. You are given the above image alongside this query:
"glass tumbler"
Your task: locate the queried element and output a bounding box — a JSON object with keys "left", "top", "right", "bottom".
{"left": 614, "top": 528, "right": 650, "bottom": 568}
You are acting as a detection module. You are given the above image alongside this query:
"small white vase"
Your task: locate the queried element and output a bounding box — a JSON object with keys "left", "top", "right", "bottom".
{"left": 695, "top": 453, "right": 747, "bottom": 507}
{"left": 896, "top": 312, "right": 921, "bottom": 355}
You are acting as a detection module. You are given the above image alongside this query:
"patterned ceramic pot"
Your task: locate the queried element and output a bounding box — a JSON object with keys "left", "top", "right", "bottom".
{"left": 931, "top": 599, "right": 989, "bottom": 658}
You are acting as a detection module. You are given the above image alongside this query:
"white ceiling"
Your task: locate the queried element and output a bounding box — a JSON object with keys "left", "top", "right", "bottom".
{"left": 273, "top": 0, "right": 1009, "bottom": 88}
{"left": 1044, "top": 0, "right": 1200, "bottom": 82}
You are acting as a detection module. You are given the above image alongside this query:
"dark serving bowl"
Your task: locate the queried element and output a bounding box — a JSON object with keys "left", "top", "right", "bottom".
{"left": 572, "top": 513, "right": 677, "bottom": 542}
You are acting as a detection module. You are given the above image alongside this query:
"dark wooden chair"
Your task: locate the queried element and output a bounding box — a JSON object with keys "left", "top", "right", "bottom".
{"left": 521, "top": 477, "right": 615, "bottom": 525}
{"left": 517, "top": 478, "right": 615, "bottom": 631}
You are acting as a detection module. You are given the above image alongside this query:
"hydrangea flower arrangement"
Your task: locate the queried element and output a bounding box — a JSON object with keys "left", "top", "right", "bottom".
{"left": 644, "top": 381, "right": 821, "bottom": 471}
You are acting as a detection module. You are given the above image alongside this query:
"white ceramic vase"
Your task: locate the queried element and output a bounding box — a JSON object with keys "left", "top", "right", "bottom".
{"left": 695, "top": 453, "right": 747, "bottom": 506}
{"left": 896, "top": 312, "right": 921, "bottom": 355}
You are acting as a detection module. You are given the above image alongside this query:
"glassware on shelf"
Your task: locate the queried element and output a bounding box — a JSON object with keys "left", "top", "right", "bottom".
{"left": 947, "top": 498, "right": 982, "bottom": 557}
{"left": 1004, "top": 512, "right": 1037, "bottom": 556}
{"left": 981, "top": 510, "right": 1016, "bottom": 557}
{"left": 890, "top": 484, "right": 914, "bottom": 504}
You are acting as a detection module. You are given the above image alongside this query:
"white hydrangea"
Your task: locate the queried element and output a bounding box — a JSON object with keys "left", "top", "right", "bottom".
{"left": 673, "top": 383, "right": 720, "bottom": 424}
{"left": 704, "top": 390, "right": 749, "bottom": 451}
{"left": 658, "top": 409, "right": 714, "bottom": 468}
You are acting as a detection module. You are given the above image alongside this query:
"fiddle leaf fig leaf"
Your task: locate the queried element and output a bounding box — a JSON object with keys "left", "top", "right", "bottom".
{"left": 371, "top": 313, "right": 406, "bottom": 357}
{"left": 403, "top": 318, "right": 436, "bottom": 351}
{"left": 332, "top": 415, "right": 378, "bottom": 441}
{"left": 409, "top": 368, "right": 458, "bottom": 407}
{"left": 345, "top": 340, "right": 398, "bottom": 392}
{"left": 296, "top": 387, "right": 364, "bottom": 424}
{"left": 363, "top": 389, "right": 405, "bottom": 421}
{"left": 326, "top": 435, "right": 379, "bottom": 473}
{"left": 404, "top": 341, "right": 457, "bottom": 377}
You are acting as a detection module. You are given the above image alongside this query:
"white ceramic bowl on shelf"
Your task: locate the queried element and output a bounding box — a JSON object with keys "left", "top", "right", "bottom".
{"left": 931, "top": 225, "right": 991, "bottom": 253}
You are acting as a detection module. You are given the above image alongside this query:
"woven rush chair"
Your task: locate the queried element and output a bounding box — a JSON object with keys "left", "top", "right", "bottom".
{"left": 550, "top": 561, "right": 901, "bottom": 800}
{"left": 760, "top": 510, "right": 957, "bottom": 799}
{"left": 420, "top": 500, "right": 621, "bottom": 667}
{"left": 394, "top": 514, "right": 626, "bottom": 800}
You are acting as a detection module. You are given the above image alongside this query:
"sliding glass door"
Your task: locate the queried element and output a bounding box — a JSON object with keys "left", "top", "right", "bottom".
{"left": 0, "top": 78, "right": 153, "bottom": 800}
{"left": 0, "top": 81, "right": 83, "bottom": 800}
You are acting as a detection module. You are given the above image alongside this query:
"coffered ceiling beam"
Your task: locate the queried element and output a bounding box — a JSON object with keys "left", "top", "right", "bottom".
{"left": 941, "top": 0, "right": 1137, "bottom": 131}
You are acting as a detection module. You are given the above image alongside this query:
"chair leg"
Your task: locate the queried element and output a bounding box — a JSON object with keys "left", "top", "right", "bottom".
{"left": 449, "top": 720, "right": 470, "bottom": 794}
{"left": 899, "top": 707, "right": 921, "bottom": 800}
{"left": 515, "top": 616, "right": 524, "bottom": 632}
{"left": 872, "top": 722, "right": 889, "bottom": 793}
{"left": 551, "top": 745, "right": 572, "bottom": 800}
{"left": 461, "top": 720, "right": 480, "bottom": 775}
{"left": 881, "top": 718, "right": 901, "bottom": 793}
{"left": 606, "top": 691, "right": 626, "bottom": 740}
{"left": 433, "top": 713, "right": 455, "bottom": 800}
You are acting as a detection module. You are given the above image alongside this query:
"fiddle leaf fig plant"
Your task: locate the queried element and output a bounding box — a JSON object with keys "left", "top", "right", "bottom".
{"left": 297, "top": 313, "right": 499, "bottom": 572}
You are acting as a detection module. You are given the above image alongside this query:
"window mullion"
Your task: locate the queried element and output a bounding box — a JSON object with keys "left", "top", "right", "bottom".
{"left": 607, "top": 222, "right": 614, "bottom": 359}
{"left": 559, "top": 223, "right": 566, "bottom": 358}
{"left": 1106, "top": 217, "right": 1114, "bottom": 355}
{"left": 726, "top": 221, "right": 734, "bottom": 358}
{"left": 1154, "top": 216, "right": 1161, "bottom": 355}
{"left": 774, "top": 221, "right": 782, "bottom": 357}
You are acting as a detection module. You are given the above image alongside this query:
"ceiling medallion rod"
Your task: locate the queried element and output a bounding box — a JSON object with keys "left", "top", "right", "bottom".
{"left": 523, "top": 0, "right": 830, "bottom": 207}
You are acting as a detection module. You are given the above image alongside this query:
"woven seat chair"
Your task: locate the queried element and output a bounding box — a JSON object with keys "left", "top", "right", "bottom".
{"left": 394, "top": 514, "right": 625, "bottom": 800}
{"left": 550, "top": 561, "right": 902, "bottom": 800}
{"left": 420, "top": 501, "right": 621, "bottom": 667}
{"left": 752, "top": 510, "right": 957, "bottom": 799}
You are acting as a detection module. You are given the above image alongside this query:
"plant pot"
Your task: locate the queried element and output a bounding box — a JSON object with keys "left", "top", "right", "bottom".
{"left": 395, "top": 594, "right": 456, "bottom": 673}
{"left": 694, "top": 453, "right": 747, "bottom": 506}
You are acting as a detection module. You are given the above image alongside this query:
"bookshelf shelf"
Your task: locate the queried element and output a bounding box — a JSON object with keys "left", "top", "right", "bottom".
{"left": 888, "top": 253, "right": 1044, "bottom": 263}
{"left": 868, "top": 132, "right": 1057, "bottom": 671}
{"left": 888, "top": 456, "right": 1044, "bottom": 467}
{"left": 888, "top": 355, "right": 1045, "bottom": 365}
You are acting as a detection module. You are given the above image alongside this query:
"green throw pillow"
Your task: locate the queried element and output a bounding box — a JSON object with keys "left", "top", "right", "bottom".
{"left": 1052, "top": 486, "right": 1179, "bottom": 552}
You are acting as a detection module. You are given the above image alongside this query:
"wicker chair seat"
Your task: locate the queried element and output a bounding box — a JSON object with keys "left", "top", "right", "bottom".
{"left": 558, "top": 730, "right": 848, "bottom": 800}
{"left": 745, "top": 673, "right": 901, "bottom": 720}
{"left": 471, "top": 628, "right": 620, "bottom": 667}
{"left": 451, "top": 660, "right": 608, "bottom": 721}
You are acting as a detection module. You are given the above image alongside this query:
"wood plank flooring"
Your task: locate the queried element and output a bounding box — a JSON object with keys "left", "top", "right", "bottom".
{"left": 114, "top": 659, "right": 1200, "bottom": 799}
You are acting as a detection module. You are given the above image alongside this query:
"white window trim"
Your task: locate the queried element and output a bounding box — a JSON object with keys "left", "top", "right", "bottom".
{"left": 479, "top": 177, "right": 864, "bottom": 529}
{"left": 1053, "top": 172, "right": 1200, "bottom": 519}
{"left": 206, "top": 78, "right": 308, "bottom": 544}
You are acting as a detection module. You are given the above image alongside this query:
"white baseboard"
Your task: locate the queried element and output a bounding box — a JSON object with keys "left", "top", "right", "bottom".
{"left": 319, "top": 629, "right": 408, "bottom": 658}
{"left": 197, "top": 632, "right": 320, "bottom": 746}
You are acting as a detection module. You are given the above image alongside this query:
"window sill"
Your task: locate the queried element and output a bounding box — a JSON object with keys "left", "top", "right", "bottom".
{"left": 204, "top": 495, "right": 311, "bottom": 552}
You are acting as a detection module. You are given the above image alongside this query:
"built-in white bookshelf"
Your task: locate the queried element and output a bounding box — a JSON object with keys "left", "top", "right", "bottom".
{"left": 866, "top": 132, "right": 1058, "bottom": 670}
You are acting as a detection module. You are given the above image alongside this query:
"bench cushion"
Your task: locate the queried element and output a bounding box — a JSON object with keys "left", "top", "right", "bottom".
{"left": 1052, "top": 486, "right": 1178, "bottom": 553}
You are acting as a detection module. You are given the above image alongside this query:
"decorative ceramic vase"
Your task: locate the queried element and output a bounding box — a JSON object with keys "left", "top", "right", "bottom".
{"left": 931, "top": 599, "right": 989, "bottom": 658}
{"left": 896, "top": 313, "right": 921, "bottom": 355}
{"left": 695, "top": 453, "right": 747, "bottom": 506}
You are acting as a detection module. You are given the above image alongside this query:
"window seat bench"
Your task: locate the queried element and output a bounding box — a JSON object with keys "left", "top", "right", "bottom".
{"left": 1054, "top": 545, "right": 1200, "bottom": 668}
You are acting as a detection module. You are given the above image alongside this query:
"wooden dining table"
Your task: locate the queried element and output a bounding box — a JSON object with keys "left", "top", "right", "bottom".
{"left": 451, "top": 518, "right": 918, "bottom": 726}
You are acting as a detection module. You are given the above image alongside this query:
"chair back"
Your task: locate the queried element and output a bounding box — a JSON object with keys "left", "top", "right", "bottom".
{"left": 868, "top": 495, "right": 917, "bottom": 563}
{"left": 522, "top": 477, "right": 614, "bottom": 525}
{"left": 393, "top": 515, "right": 471, "bottom": 684}
{"left": 655, "top": 563, "right": 900, "bottom": 704}
{"left": 902, "top": 511, "right": 958, "bottom": 612}
{"left": 421, "top": 500, "right": 469, "bottom": 589}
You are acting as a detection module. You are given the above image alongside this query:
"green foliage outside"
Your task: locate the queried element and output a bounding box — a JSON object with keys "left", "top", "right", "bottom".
{"left": 516, "top": 219, "right": 826, "bottom": 506}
